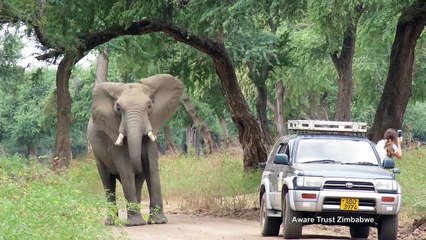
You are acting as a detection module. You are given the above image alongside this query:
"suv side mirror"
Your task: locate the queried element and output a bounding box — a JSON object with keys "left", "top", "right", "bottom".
{"left": 382, "top": 157, "right": 395, "bottom": 169}
{"left": 274, "top": 154, "right": 289, "bottom": 165}
{"left": 259, "top": 161, "right": 267, "bottom": 169}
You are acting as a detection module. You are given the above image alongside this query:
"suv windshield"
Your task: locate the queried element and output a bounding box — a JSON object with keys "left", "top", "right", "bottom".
{"left": 295, "top": 138, "right": 379, "bottom": 165}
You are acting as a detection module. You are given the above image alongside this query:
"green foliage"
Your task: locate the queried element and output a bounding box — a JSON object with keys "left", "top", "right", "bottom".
{"left": 0, "top": 68, "right": 55, "bottom": 154}
{"left": 0, "top": 157, "right": 113, "bottom": 239}
{"left": 69, "top": 67, "right": 96, "bottom": 156}
{"left": 0, "top": 0, "right": 425, "bottom": 155}
{"left": 404, "top": 102, "right": 426, "bottom": 141}
{"left": 397, "top": 147, "right": 426, "bottom": 217}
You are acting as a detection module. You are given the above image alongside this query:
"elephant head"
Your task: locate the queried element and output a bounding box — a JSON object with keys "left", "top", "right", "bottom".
{"left": 91, "top": 74, "right": 183, "bottom": 172}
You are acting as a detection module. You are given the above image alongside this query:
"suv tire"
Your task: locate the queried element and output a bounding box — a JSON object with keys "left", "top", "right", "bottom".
{"left": 378, "top": 215, "right": 398, "bottom": 240}
{"left": 349, "top": 225, "right": 370, "bottom": 239}
{"left": 260, "top": 194, "right": 281, "bottom": 236}
{"left": 282, "top": 192, "right": 303, "bottom": 239}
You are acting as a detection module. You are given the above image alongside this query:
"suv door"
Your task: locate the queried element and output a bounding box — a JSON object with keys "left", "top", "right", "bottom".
{"left": 269, "top": 141, "right": 290, "bottom": 210}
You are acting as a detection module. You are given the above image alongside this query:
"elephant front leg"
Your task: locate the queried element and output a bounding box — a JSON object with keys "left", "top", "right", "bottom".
{"left": 144, "top": 145, "right": 167, "bottom": 224}
{"left": 120, "top": 172, "right": 147, "bottom": 226}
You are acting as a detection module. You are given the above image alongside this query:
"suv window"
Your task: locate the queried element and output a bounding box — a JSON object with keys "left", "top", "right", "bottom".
{"left": 295, "top": 138, "right": 378, "bottom": 164}
{"left": 278, "top": 143, "right": 288, "bottom": 154}
{"left": 267, "top": 141, "right": 290, "bottom": 164}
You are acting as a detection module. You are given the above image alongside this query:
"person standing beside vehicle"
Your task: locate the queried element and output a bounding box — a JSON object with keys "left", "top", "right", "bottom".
{"left": 376, "top": 128, "right": 403, "bottom": 160}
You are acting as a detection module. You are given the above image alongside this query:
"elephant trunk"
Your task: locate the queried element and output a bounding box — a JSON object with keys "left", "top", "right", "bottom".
{"left": 127, "top": 127, "right": 143, "bottom": 173}
{"left": 125, "top": 112, "right": 155, "bottom": 173}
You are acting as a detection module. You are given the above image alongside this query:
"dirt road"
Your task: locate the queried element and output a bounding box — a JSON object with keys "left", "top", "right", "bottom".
{"left": 113, "top": 213, "right": 352, "bottom": 240}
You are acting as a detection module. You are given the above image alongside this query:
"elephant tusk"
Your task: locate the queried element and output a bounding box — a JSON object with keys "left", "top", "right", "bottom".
{"left": 115, "top": 133, "right": 125, "bottom": 146}
{"left": 148, "top": 131, "right": 156, "bottom": 142}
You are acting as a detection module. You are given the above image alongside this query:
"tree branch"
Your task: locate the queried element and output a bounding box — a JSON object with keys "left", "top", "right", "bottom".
{"left": 34, "top": 18, "right": 226, "bottom": 63}
{"left": 35, "top": 50, "right": 62, "bottom": 61}
{"left": 82, "top": 19, "right": 225, "bottom": 58}
{"left": 330, "top": 52, "right": 341, "bottom": 70}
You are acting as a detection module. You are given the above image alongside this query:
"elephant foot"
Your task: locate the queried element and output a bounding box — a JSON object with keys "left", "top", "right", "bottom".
{"left": 125, "top": 212, "right": 146, "bottom": 226}
{"left": 148, "top": 212, "right": 168, "bottom": 224}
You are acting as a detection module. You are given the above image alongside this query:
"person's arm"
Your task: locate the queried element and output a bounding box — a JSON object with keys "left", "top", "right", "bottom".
{"left": 394, "top": 137, "right": 403, "bottom": 159}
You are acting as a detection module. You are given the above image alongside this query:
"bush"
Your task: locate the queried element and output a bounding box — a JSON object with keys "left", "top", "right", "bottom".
{"left": 397, "top": 147, "right": 426, "bottom": 217}
{"left": 158, "top": 151, "right": 261, "bottom": 215}
{"left": 0, "top": 157, "right": 113, "bottom": 240}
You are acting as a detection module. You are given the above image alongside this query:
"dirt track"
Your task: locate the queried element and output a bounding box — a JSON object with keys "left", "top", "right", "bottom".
{"left": 112, "top": 212, "right": 426, "bottom": 240}
{"left": 110, "top": 198, "right": 425, "bottom": 240}
{"left": 113, "top": 213, "right": 352, "bottom": 240}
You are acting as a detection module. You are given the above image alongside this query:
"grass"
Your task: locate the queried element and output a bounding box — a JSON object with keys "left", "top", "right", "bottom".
{"left": 0, "top": 156, "right": 112, "bottom": 240}
{"left": 158, "top": 151, "right": 261, "bottom": 215}
{"left": 396, "top": 146, "right": 426, "bottom": 218}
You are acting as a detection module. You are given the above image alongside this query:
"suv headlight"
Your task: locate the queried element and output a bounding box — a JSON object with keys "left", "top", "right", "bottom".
{"left": 296, "top": 176, "right": 323, "bottom": 188}
{"left": 375, "top": 179, "right": 398, "bottom": 193}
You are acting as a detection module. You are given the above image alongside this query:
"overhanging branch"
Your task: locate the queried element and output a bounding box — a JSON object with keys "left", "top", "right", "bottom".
{"left": 82, "top": 19, "right": 224, "bottom": 58}
{"left": 34, "top": 18, "right": 225, "bottom": 62}
{"left": 35, "top": 50, "right": 62, "bottom": 61}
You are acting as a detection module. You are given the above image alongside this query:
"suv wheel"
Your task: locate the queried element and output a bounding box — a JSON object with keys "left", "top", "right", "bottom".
{"left": 282, "top": 192, "right": 303, "bottom": 239}
{"left": 260, "top": 194, "right": 281, "bottom": 236}
{"left": 349, "top": 225, "right": 370, "bottom": 238}
{"left": 378, "top": 215, "right": 398, "bottom": 240}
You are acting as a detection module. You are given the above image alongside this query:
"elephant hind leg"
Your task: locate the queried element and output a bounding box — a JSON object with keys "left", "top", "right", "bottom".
{"left": 95, "top": 160, "right": 118, "bottom": 225}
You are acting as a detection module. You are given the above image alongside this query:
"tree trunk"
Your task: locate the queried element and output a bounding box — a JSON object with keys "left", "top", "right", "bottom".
{"left": 330, "top": 23, "right": 357, "bottom": 121}
{"left": 186, "top": 126, "right": 202, "bottom": 156}
{"left": 52, "top": 55, "right": 78, "bottom": 170}
{"left": 95, "top": 48, "right": 109, "bottom": 83}
{"left": 330, "top": 5, "right": 364, "bottom": 121}
{"left": 267, "top": 80, "right": 286, "bottom": 137}
{"left": 213, "top": 56, "right": 267, "bottom": 170}
{"left": 164, "top": 125, "right": 178, "bottom": 154}
{"left": 309, "top": 93, "right": 330, "bottom": 120}
{"left": 275, "top": 80, "right": 285, "bottom": 136}
{"left": 219, "top": 116, "right": 230, "bottom": 145}
{"left": 368, "top": 0, "right": 426, "bottom": 142}
{"left": 28, "top": 144, "right": 36, "bottom": 157}
{"left": 255, "top": 84, "right": 273, "bottom": 146}
{"left": 247, "top": 61, "right": 273, "bottom": 147}
{"left": 181, "top": 93, "right": 217, "bottom": 154}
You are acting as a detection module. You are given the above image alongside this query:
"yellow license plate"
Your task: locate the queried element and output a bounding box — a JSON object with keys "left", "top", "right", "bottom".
{"left": 340, "top": 198, "right": 359, "bottom": 211}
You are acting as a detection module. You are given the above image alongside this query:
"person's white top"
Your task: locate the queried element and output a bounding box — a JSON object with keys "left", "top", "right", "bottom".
{"left": 376, "top": 139, "right": 399, "bottom": 160}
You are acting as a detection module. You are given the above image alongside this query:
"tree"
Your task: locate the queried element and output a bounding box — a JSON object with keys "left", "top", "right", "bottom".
{"left": 95, "top": 48, "right": 109, "bottom": 83}
{"left": 368, "top": 0, "right": 426, "bottom": 142}
{"left": 225, "top": 1, "right": 290, "bottom": 146}
{"left": 267, "top": 80, "right": 286, "bottom": 136}
{"left": 181, "top": 93, "right": 217, "bottom": 154}
{"left": 4, "top": 1, "right": 267, "bottom": 170}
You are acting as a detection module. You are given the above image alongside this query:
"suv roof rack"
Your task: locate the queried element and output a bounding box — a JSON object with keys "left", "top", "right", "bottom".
{"left": 287, "top": 120, "right": 368, "bottom": 135}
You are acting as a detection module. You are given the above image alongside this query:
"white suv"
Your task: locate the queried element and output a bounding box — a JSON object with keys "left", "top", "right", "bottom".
{"left": 259, "top": 120, "right": 401, "bottom": 240}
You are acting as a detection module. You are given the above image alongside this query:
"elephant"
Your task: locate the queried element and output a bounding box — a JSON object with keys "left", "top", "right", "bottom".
{"left": 87, "top": 74, "right": 183, "bottom": 226}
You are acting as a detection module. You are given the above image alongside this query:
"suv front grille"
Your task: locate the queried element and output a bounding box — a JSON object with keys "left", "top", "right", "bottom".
{"left": 323, "top": 180, "right": 375, "bottom": 191}
{"left": 323, "top": 197, "right": 376, "bottom": 207}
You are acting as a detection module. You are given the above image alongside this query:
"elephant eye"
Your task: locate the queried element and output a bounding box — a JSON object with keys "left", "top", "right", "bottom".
{"left": 147, "top": 103, "right": 153, "bottom": 113}
{"left": 114, "top": 104, "right": 122, "bottom": 114}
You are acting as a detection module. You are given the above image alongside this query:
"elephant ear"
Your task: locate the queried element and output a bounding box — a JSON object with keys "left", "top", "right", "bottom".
{"left": 140, "top": 74, "right": 184, "bottom": 134}
{"left": 91, "top": 82, "right": 125, "bottom": 142}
